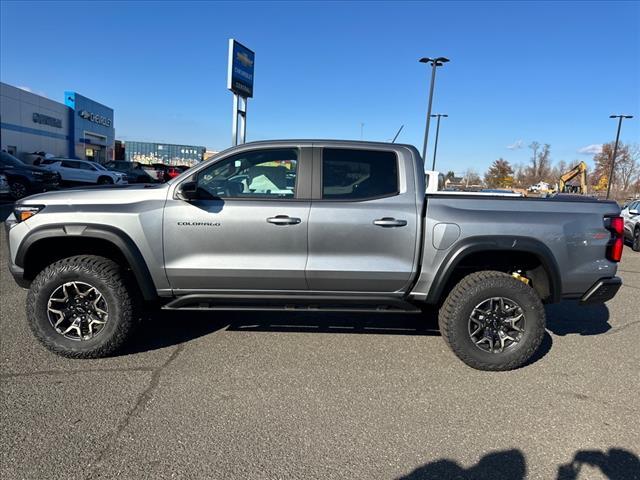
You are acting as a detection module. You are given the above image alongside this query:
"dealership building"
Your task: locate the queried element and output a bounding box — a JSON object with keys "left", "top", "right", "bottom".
{"left": 1, "top": 82, "right": 115, "bottom": 163}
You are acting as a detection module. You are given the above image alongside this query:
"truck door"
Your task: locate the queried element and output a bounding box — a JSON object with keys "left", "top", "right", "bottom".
{"left": 163, "top": 147, "right": 312, "bottom": 292}
{"left": 306, "top": 146, "right": 420, "bottom": 293}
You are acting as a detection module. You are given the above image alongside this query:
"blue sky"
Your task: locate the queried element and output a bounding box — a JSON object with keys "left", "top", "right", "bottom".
{"left": 1, "top": 0, "right": 638, "bottom": 174}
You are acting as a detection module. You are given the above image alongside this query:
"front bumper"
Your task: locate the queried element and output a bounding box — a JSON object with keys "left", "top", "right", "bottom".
{"left": 580, "top": 277, "right": 622, "bottom": 304}
{"left": 3, "top": 219, "right": 30, "bottom": 289}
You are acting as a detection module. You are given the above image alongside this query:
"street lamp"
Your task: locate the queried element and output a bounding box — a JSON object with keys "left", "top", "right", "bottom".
{"left": 606, "top": 114, "right": 634, "bottom": 199}
{"left": 430, "top": 114, "right": 448, "bottom": 170}
{"left": 419, "top": 56, "right": 449, "bottom": 167}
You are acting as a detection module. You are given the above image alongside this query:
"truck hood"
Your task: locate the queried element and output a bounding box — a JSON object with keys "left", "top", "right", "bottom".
{"left": 18, "top": 183, "right": 169, "bottom": 206}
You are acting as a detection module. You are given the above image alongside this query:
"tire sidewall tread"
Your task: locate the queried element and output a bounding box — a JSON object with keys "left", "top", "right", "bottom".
{"left": 439, "top": 270, "right": 546, "bottom": 371}
{"left": 26, "top": 255, "right": 137, "bottom": 358}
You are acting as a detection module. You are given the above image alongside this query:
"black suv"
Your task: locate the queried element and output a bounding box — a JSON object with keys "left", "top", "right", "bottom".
{"left": 104, "top": 161, "right": 158, "bottom": 183}
{"left": 0, "top": 151, "right": 60, "bottom": 199}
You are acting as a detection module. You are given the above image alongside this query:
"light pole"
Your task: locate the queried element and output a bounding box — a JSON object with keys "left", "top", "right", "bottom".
{"left": 419, "top": 56, "right": 449, "bottom": 166}
{"left": 430, "top": 113, "right": 448, "bottom": 170}
{"left": 606, "top": 114, "right": 633, "bottom": 199}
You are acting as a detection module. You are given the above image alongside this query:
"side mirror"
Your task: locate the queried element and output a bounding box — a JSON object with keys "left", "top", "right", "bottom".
{"left": 630, "top": 209, "right": 639, "bottom": 215}
{"left": 176, "top": 181, "right": 198, "bottom": 201}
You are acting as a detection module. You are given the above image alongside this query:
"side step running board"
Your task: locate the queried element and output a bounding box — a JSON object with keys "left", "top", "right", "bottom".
{"left": 162, "top": 294, "right": 421, "bottom": 313}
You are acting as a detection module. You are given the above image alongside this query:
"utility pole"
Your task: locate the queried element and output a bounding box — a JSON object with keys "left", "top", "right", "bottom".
{"left": 430, "top": 114, "right": 448, "bottom": 170}
{"left": 606, "top": 114, "right": 633, "bottom": 199}
{"left": 419, "top": 57, "right": 449, "bottom": 166}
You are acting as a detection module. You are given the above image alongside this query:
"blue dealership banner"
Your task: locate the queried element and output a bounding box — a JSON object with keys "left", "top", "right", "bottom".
{"left": 227, "top": 39, "right": 255, "bottom": 98}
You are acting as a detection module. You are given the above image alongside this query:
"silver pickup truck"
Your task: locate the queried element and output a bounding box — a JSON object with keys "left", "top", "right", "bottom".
{"left": 5, "top": 140, "right": 624, "bottom": 370}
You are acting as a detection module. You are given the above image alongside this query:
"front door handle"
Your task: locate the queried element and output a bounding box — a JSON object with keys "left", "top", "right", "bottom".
{"left": 267, "top": 215, "right": 301, "bottom": 225}
{"left": 373, "top": 217, "right": 407, "bottom": 227}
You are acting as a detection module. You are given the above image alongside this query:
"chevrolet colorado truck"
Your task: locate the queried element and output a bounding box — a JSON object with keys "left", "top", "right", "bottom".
{"left": 5, "top": 140, "right": 624, "bottom": 370}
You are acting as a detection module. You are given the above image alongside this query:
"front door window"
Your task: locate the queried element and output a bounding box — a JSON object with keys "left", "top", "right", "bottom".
{"left": 195, "top": 148, "right": 298, "bottom": 200}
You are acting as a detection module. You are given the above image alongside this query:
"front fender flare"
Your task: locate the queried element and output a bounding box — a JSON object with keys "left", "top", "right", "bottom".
{"left": 16, "top": 223, "right": 158, "bottom": 301}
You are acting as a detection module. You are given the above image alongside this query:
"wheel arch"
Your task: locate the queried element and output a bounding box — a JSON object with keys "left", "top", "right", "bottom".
{"left": 16, "top": 224, "right": 157, "bottom": 301}
{"left": 426, "top": 236, "right": 562, "bottom": 304}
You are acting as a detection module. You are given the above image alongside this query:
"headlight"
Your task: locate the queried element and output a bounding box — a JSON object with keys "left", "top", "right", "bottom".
{"left": 32, "top": 170, "right": 45, "bottom": 176}
{"left": 13, "top": 205, "right": 45, "bottom": 222}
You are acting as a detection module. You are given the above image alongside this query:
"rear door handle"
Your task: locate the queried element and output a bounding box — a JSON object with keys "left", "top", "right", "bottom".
{"left": 267, "top": 215, "right": 301, "bottom": 225}
{"left": 373, "top": 217, "right": 407, "bottom": 227}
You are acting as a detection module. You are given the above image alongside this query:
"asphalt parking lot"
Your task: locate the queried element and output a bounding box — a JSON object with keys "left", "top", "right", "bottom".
{"left": 1, "top": 227, "right": 639, "bottom": 479}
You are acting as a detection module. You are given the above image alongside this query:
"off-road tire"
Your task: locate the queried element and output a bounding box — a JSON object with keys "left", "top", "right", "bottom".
{"left": 438, "top": 270, "right": 545, "bottom": 371}
{"left": 26, "top": 255, "right": 138, "bottom": 358}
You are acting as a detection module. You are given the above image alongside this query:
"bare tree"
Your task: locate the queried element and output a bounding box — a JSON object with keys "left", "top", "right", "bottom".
{"left": 525, "top": 141, "right": 553, "bottom": 183}
{"left": 528, "top": 141, "right": 540, "bottom": 182}
{"left": 617, "top": 143, "right": 640, "bottom": 192}
{"left": 537, "top": 144, "right": 552, "bottom": 181}
{"left": 462, "top": 168, "right": 481, "bottom": 187}
{"left": 591, "top": 142, "right": 637, "bottom": 193}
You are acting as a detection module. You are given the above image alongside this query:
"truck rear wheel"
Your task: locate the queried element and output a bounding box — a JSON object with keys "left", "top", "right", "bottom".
{"left": 26, "top": 255, "right": 138, "bottom": 358}
{"left": 438, "top": 270, "right": 545, "bottom": 371}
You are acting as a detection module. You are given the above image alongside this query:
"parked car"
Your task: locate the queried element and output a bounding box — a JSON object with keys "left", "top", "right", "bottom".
{"left": 621, "top": 200, "right": 640, "bottom": 251}
{"left": 41, "top": 158, "right": 127, "bottom": 185}
{"left": 5, "top": 140, "right": 624, "bottom": 371}
{"left": 0, "top": 173, "right": 10, "bottom": 197}
{"left": 150, "top": 164, "right": 192, "bottom": 182}
{"left": 104, "top": 161, "right": 158, "bottom": 183}
{"left": 0, "top": 151, "right": 61, "bottom": 199}
{"left": 528, "top": 181, "right": 551, "bottom": 193}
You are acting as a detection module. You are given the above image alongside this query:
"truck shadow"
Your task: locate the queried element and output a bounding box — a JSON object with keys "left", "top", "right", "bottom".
{"left": 397, "top": 447, "right": 639, "bottom": 480}
{"left": 545, "top": 301, "right": 611, "bottom": 336}
{"left": 125, "top": 308, "right": 557, "bottom": 365}
{"left": 123, "top": 300, "right": 607, "bottom": 360}
{"left": 124, "top": 309, "right": 443, "bottom": 354}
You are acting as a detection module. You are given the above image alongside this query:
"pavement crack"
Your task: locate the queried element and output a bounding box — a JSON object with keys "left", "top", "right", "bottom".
{"left": 84, "top": 344, "right": 186, "bottom": 480}
{"left": 606, "top": 320, "right": 640, "bottom": 335}
{"left": 0, "top": 367, "right": 154, "bottom": 379}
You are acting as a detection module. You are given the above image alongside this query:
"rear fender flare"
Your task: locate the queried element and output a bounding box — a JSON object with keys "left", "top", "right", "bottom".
{"left": 425, "top": 236, "right": 562, "bottom": 304}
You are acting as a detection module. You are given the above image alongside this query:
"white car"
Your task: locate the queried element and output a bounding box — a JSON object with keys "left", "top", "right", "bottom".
{"left": 41, "top": 158, "right": 127, "bottom": 185}
{"left": 621, "top": 200, "right": 640, "bottom": 251}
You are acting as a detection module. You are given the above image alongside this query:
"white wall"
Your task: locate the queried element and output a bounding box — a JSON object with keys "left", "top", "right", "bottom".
{"left": 0, "top": 82, "right": 70, "bottom": 158}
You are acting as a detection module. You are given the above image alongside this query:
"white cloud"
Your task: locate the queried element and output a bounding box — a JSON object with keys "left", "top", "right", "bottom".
{"left": 507, "top": 140, "right": 523, "bottom": 150}
{"left": 578, "top": 144, "right": 602, "bottom": 155}
{"left": 17, "top": 85, "right": 48, "bottom": 98}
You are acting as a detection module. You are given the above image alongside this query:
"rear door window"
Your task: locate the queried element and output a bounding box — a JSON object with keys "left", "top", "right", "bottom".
{"left": 321, "top": 148, "right": 398, "bottom": 200}
{"left": 61, "top": 160, "right": 81, "bottom": 169}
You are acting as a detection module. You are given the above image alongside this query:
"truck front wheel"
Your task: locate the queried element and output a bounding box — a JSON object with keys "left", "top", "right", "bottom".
{"left": 438, "top": 270, "right": 545, "bottom": 371}
{"left": 26, "top": 255, "right": 138, "bottom": 358}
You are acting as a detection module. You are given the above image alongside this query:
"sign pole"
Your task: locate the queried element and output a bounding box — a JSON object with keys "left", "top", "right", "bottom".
{"left": 232, "top": 94, "right": 239, "bottom": 146}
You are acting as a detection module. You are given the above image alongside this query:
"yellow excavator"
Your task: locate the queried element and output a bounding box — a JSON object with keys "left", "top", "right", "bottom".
{"left": 558, "top": 161, "right": 588, "bottom": 194}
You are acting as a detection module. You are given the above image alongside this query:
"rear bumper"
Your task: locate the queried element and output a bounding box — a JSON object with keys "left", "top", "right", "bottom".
{"left": 580, "top": 277, "right": 622, "bottom": 304}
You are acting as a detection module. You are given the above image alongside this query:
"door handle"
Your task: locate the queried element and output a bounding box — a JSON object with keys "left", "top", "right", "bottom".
{"left": 267, "top": 215, "right": 301, "bottom": 225}
{"left": 373, "top": 217, "right": 407, "bottom": 227}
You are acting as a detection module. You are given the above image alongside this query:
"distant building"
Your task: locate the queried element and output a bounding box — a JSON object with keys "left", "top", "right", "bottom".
{"left": 445, "top": 176, "right": 465, "bottom": 189}
{"left": 204, "top": 150, "right": 219, "bottom": 161}
{"left": 118, "top": 140, "right": 206, "bottom": 166}
{"left": 1, "top": 82, "right": 115, "bottom": 163}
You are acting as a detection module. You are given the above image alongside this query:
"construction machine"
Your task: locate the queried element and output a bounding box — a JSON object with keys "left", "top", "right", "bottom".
{"left": 559, "top": 161, "right": 588, "bottom": 194}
